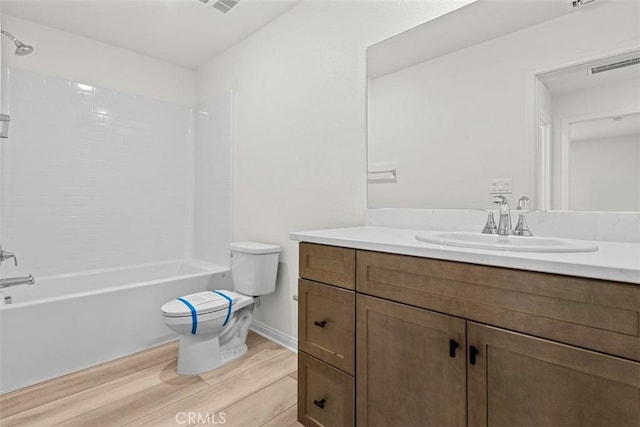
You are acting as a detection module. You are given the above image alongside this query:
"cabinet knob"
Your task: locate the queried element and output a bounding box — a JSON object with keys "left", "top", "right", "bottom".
{"left": 313, "top": 320, "right": 327, "bottom": 328}
{"left": 469, "top": 345, "right": 480, "bottom": 365}
{"left": 313, "top": 398, "right": 326, "bottom": 409}
{"left": 449, "top": 339, "right": 460, "bottom": 358}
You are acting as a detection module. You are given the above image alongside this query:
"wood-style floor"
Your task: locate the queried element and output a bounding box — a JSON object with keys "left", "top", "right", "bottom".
{"left": 0, "top": 332, "right": 302, "bottom": 427}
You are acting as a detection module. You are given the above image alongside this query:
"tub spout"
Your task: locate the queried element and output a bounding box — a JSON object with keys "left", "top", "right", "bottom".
{"left": 0, "top": 275, "right": 35, "bottom": 288}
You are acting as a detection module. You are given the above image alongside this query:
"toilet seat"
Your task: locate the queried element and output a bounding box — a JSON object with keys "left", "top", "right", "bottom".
{"left": 161, "top": 290, "right": 238, "bottom": 318}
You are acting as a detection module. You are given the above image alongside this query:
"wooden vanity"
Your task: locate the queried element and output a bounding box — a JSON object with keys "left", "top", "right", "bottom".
{"left": 296, "top": 242, "right": 640, "bottom": 427}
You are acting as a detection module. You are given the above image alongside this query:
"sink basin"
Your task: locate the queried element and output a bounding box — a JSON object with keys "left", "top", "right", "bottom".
{"left": 415, "top": 231, "right": 599, "bottom": 253}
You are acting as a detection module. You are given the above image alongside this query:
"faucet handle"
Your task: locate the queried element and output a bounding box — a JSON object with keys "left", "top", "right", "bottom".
{"left": 517, "top": 196, "right": 529, "bottom": 210}
{"left": 481, "top": 212, "right": 498, "bottom": 234}
{"left": 0, "top": 248, "right": 17, "bottom": 267}
{"left": 513, "top": 213, "right": 533, "bottom": 236}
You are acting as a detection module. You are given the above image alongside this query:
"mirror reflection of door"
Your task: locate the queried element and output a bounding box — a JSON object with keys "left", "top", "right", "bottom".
{"left": 537, "top": 50, "right": 640, "bottom": 211}
{"left": 568, "top": 113, "right": 640, "bottom": 211}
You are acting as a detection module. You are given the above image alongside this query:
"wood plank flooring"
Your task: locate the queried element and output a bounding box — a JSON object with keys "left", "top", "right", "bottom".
{"left": 0, "top": 332, "right": 303, "bottom": 427}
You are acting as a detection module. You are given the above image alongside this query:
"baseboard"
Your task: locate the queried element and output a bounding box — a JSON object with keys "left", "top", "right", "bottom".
{"left": 250, "top": 320, "right": 298, "bottom": 353}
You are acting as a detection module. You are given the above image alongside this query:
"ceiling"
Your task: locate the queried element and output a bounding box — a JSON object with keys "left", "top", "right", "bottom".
{"left": 1, "top": 0, "right": 301, "bottom": 69}
{"left": 367, "top": 0, "right": 571, "bottom": 79}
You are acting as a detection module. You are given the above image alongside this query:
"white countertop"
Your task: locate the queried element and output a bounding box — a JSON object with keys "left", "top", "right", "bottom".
{"left": 290, "top": 226, "right": 640, "bottom": 284}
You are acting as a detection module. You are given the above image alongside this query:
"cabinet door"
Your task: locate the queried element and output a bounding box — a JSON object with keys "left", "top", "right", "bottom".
{"left": 467, "top": 322, "right": 640, "bottom": 427}
{"left": 356, "top": 294, "right": 466, "bottom": 427}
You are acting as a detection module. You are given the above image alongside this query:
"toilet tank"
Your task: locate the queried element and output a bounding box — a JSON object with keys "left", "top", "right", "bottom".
{"left": 230, "top": 241, "right": 280, "bottom": 296}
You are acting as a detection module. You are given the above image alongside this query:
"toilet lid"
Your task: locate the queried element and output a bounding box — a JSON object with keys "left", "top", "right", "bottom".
{"left": 162, "top": 290, "right": 238, "bottom": 317}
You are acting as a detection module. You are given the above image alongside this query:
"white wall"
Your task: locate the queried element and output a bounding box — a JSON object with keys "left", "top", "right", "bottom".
{"left": 368, "top": 0, "right": 640, "bottom": 210}
{"left": 197, "top": 0, "right": 472, "bottom": 338}
{"left": 550, "top": 79, "right": 640, "bottom": 209}
{"left": 1, "top": 15, "right": 197, "bottom": 106}
{"left": 570, "top": 134, "right": 640, "bottom": 211}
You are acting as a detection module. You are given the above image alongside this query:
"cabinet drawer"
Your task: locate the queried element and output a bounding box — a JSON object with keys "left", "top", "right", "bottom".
{"left": 300, "top": 243, "right": 355, "bottom": 289}
{"left": 298, "top": 279, "right": 355, "bottom": 374}
{"left": 357, "top": 250, "right": 640, "bottom": 361}
{"left": 298, "top": 352, "right": 354, "bottom": 427}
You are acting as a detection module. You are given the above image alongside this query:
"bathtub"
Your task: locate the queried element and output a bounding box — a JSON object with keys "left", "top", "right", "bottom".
{"left": 0, "top": 259, "right": 231, "bottom": 394}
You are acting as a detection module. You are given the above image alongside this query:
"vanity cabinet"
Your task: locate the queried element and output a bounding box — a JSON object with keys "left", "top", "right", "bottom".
{"left": 297, "top": 242, "right": 640, "bottom": 427}
{"left": 357, "top": 250, "right": 640, "bottom": 361}
{"left": 298, "top": 244, "right": 356, "bottom": 427}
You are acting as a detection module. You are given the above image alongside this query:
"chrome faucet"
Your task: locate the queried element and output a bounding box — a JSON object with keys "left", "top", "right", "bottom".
{"left": 492, "top": 195, "right": 511, "bottom": 235}
{"left": 0, "top": 275, "right": 35, "bottom": 288}
{"left": 517, "top": 196, "right": 529, "bottom": 211}
{"left": 0, "top": 246, "right": 17, "bottom": 267}
{"left": 513, "top": 196, "right": 533, "bottom": 236}
{"left": 0, "top": 245, "right": 35, "bottom": 289}
{"left": 481, "top": 211, "right": 497, "bottom": 234}
{"left": 481, "top": 196, "right": 533, "bottom": 236}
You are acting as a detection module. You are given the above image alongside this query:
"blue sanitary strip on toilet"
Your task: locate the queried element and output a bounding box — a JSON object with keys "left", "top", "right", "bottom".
{"left": 176, "top": 297, "right": 198, "bottom": 335}
{"left": 213, "top": 291, "right": 233, "bottom": 327}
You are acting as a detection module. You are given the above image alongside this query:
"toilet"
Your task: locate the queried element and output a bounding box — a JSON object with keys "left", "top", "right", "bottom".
{"left": 161, "top": 241, "right": 280, "bottom": 375}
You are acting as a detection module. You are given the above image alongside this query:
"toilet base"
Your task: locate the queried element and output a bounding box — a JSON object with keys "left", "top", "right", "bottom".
{"left": 176, "top": 335, "right": 249, "bottom": 375}
{"left": 177, "top": 334, "right": 222, "bottom": 376}
{"left": 220, "top": 343, "right": 248, "bottom": 367}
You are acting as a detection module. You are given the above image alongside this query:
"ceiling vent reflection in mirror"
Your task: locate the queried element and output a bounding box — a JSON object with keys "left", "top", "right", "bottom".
{"left": 571, "top": 0, "right": 597, "bottom": 7}
{"left": 198, "top": 0, "right": 240, "bottom": 14}
{"left": 590, "top": 58, "right": 640, "bottom": 76}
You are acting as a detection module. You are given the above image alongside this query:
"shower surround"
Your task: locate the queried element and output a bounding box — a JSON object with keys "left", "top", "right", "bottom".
{"left": 0, "top": 66, "right": 235, "bottom": 393}
{"left": 1, "top": 66, "right": 194, "bottom": 278}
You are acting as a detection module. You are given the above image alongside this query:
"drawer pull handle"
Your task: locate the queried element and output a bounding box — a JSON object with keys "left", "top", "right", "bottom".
{"left": 313, "top": 320, "right": 327, "bottom": 328}
{"left": 449, "top": 339, "right": 460, "bottom": 358}
{"left": 313, "top": 398, "right": 326, "bottom": 409}
{"left": 469, "top": 345, "right": 480, "bottom": 365}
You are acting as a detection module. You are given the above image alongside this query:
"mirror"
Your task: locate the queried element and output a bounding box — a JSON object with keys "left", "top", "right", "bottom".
{"left": 537, "top": 52, "right": 640, "bottom": 211}
{"left": 367, "top": 0, "right": 640, "bottom": 210}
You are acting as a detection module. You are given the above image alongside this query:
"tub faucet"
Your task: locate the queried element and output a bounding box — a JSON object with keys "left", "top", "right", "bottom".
{"left": 0, "top": 246, "right": 17, "bottom": 267}
{"left": 492, "top": 195, "right": 511, "bottom": 235}
{"left": 0, "top": 275, "right": 35, "bottom": 288}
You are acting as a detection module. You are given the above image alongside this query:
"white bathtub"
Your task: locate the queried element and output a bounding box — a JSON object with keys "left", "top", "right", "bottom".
{"left": 0, "top": 259, "right": 231, "bottom": 394}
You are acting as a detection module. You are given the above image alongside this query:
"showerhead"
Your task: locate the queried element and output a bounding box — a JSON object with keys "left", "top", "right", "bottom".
{"left": 14, "top": 41, "right": 34, "bottom": 56}
{"left": 1, "top": 29, "right": 34, "bottom": 56}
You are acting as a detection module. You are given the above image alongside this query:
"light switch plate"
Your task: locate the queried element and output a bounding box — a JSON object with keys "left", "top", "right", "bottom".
{"left": 490, "top": 178, "right": 513, "bottom": 194}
